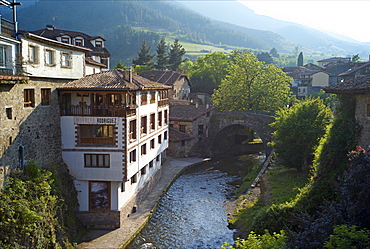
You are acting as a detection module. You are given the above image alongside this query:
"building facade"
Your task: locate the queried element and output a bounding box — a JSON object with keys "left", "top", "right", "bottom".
{"left": 58, "top": 69, "right": 170, "bottom": 228}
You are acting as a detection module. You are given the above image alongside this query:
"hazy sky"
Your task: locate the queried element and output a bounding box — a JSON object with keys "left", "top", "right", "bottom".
{"left": 239, "top": 1, "right": 370, "bottom": 42}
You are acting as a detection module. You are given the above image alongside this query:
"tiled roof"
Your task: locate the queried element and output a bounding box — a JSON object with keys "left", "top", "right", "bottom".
{"left": 169, "top": 127, "right": 192, "bottom": 142}
{"left": 324, "top": 75, "right": 370, "bottom": 94}
{"left": 58, "top": 69, "right": 171, "bottom": 90}
{"left": 317, "top": 57, "right": 351, "bottom": 63}
{"left": 324, "top": 63, "right": 352, "bottom": 76}
{"left": 85, "top": 57, "right": 106, "bottom": 67}
{"left": 283, "top": 66, "right": 327, "bottom": 79}
{"left": 139, "top": 70, "right": 189, "bottom": 86}
{"left": 169, "top": 104, "right": 215, "bottom": 121}
{"left": 28, "top": 27, "right": 110, "bottom": 57}
{"left": 339, "top": 61, "right": 370, "bottom": 76}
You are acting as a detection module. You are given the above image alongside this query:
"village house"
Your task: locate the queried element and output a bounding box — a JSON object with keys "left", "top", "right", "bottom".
{"left": 58, "top": 69, "right": 170, "bottom": 228}
{"left": 0, "top": 23, "right": 111, "bottom": 187}
{"left": 139, "top": 70, "right": 190, "bottom": 100}
{"left": 283, "top": 66, "right": 329, "bottom": 99}
{"left": 324, "top": 75, "right": 370, "bottom": 148}
{"left": 168, "top": 102, "right": 215, "bottom": 157}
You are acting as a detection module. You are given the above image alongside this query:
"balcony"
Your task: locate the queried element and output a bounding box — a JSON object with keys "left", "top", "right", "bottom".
{"left": 0, "top": 18, "right": 15, "bottom": 37}
{"left": 60, "top": 104, "right": 136, "bottom": 117}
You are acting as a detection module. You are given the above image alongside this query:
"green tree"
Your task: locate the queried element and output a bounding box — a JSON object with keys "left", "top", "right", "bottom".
{"left": 212, "top": 51, "right": 293, "bottom": 113}
{"left": 297, "top": 52, "right": 303, "bottom": 66}
{"left": 133, "top": 64, "right": 152, "bottom": 73}
{"left": 270, "top": 98, "right": 333, "bottom": 171}
{"left": 114, "top": 60, "right": 127, "bottom": 69}
{"left": 188, "top": 52, "right": 229, "bottom": 94}
{"left": 168, "top": 39, "right": 186, "bottom": 71}
{"left": 222, "top": 230, "right": 286, "bottom": 249}
{"left": 324, "top": 225, "right": 370, "bottom": 249}
{"left": 270, "top": 47, "right": 279, "bottom": 58}
{"left": 132, "top": 39, "right": 155, "bottom": 67}
{"left": 0, "top": 160, "right": 72, "bottom": 248}
{"left": 154, "top": 37, "right": 168, "bottom": 70}
{"left": 352, "top": 54, "right": 360, "bottom": 63}
{"left": 257, "top": 52, "right": 274, "bottom": 64}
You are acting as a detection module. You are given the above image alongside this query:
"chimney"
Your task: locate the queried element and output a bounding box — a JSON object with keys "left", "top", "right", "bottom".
{"left": 46, "top": 24, "right": 55, "bottom": 30}
{"left": 124, "top": 69, "right": 133, "bottom": 83}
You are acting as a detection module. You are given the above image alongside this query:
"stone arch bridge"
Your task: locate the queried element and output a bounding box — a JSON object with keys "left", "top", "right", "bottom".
{"left": 204, "top": 110, "right": 275, "bottom": 157}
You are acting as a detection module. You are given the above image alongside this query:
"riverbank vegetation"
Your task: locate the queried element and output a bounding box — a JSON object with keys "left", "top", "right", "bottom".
{"left": 0, "top": 160, "right": 83, "bottom": 248}
{"left": 227, "top": 95, "right": 370, "bottom": 248}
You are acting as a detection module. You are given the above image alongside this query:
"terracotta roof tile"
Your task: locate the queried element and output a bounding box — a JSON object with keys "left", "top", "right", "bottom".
{"left": 58, "top": 69, "right": 171, "bottom": 90}
{"left": 324, "top": 75, "right": 370, "bottom": 93}
{"left": 169, "top": 104, "right": 215, "bottom": 121}
{"left": 139, "top": 70, "right": 189, "bottom": 86}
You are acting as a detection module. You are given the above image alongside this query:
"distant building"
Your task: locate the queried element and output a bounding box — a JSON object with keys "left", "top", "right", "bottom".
{"left": 317, "top": 57, "right": 351, "bottom": 68}
{"left": 139, "top": 70, "right": 190, "bottom": 100}
{"left": 58, "top": 69, "right": 170, "bottom": 228}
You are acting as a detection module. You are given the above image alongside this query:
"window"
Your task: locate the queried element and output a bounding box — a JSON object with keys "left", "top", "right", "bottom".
{"left": 95, "top": 40, "right": 102, "bottom": 47}
{"left": 89, "top": 181, "right": 110, "bottom": 211}
{"left": 158, "top": 111, "right": 162, "bottom": 127}
{"left": 141, "top": 116, "right": 147, "bottom": 135}
{"left": 29, "top": 45, "right": 38, "bottom": 63}
{"left": 181, "top": 140, "right": 186, "bottom": 146}
{"left": 367, "top": 104, "right": 370, "bottom": 117}
{"left": 129, "top": 149, "right": 137, "bottom": 163}
{"left": 164, "top": 110, "right": 168, "bottom": 125}
{"left": 150, "top": 138, "right": 155, "bottom": 149}
{"left": 6, "top": 108, "right": 12, "bottom": 119}
{"left": 24, "top": 89, "right": 35, "bottom": 108}
{"left": 158, "top": 134, "right": 162, "bottom": 144}
{"left": 75, "top": 38, "right": 83, "bottom": 46}
{"left": 150, "top": 92, "right": 156, "bottom": 104}
{"left": 156, "top": 155, "right": 160, "bottom": 162}
{"left": 179, "top": 125, "right": 186, "bottom": 133}
{"left": 61, "top": 37, "right": 70, "bottom": 44}
{"left": 0, "top": 45, "right": 8, "bottom": 67}
{"left": 131, "top": 174, "right": 137, "bottom": 184}
{"left": 141, "top": 143, "right": 147, "bottom": 155}
{"left": 164, "top": 131, "right": 168, "bottom": 140}
{"left": 121, "top": 182, "right": 125, "bottom": 192}
{"left": 141, "top": 166, "right": 147, "bottom": 175}
{"left": 61, "top": 52, "right": 71, "bottom": 67}
{"left": 141, "top": 92, "right": 147, "bottom": 105}
{"left": 150, "top": 113, "right": 155, "bottom": 131}
{"left": 45, "top": 49, "right": 55, "bottom": 65}
{"left": 41, "top": 88, "right": 51, "bottom": 106}
{"left": 149, "top": 160, "right": 154, "bottom": 168}
{"left": 198, "top": 125, "right": 204, "bottom": 135}
{"left": 84, "top": 154, "right": 110, "bottom": 168}
{"left": 129, "top": 119, "right": 137, "bottom": 141}
{"left": 80, "top": 124, "right": 114, "bottom": 144}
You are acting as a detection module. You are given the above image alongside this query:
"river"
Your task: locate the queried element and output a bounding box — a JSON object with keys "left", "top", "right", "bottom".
{"left": 127, "top": 155, "right": 256, "bottom": 249}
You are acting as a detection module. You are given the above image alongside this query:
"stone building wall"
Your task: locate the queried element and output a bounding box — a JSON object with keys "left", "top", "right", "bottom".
{"left": 355, "top": 95, "right": 370, "bottom": 148}
{"left": 0, "top": 77, "right": 69, "bottom": 186}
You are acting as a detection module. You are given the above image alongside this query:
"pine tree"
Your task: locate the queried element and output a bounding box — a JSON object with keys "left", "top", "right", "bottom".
{"left": 132, "top": 39, "right": 154, "bottom": 67}
{"left": 168, "top": 39, "right": 186, "bottom": 71}
{"left": 155, "top": 37, "right": 168, "bottom": 70}
{"left": 297, "top": 52, "right": 303, "bottom": 67}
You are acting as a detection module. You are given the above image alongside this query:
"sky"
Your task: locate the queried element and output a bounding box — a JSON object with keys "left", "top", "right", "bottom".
{"left": 239, "top": 1, "right": 370, "bottom": 43}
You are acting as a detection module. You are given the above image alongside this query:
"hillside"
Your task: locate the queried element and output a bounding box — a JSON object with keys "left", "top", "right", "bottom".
{"left": 9, "top": 0, "right": 302, "bottom": 66}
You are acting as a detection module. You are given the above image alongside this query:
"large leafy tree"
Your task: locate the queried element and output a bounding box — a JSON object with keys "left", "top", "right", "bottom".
{"left": 168, "top": 39, "right": 186, "bottom": 71}
{"left": 270, "top": 98, "right": 333, "bottom": 171}
{"left": 212, "top": 51, "right": 293, "bottom": 113}
{"left": 132, "top": 39, "right": 154, "bottom": 67}
{"left": 188, "top": 52, "right": 229, "bottom": 94}
{"left": 154, "top": 37, "right": 168, "bottom": 70}
{"left": 257, "top": 52, "right": 274, "bottom": 64}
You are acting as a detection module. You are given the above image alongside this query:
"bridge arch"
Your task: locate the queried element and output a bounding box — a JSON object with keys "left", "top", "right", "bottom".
{"left": 205, "top": 111, "right": 275, "bottom": 157}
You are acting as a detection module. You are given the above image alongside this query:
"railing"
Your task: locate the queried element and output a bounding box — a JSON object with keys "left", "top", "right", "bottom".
{"left": 158, "top": 99, "right": 168, "bottom": 107}
{"left": 0, "top": 18, "right": 15, "bottom": 37}
{"left": 60, "top": 105, "right": 136, "bottom": 117}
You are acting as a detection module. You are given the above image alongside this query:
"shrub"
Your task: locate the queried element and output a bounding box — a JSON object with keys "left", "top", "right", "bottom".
{"left": 324, "top": 225, "right": 370, "bottom": 249}
{"left": 222, "top": 230, "right": 286, "bottom": 249}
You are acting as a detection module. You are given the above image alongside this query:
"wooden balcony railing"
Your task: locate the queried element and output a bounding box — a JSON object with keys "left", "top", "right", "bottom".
{"left": 60, "top": 104, "right": 136, "bottom": 117}
{"left": 158, "top": 99, "right": 168, "bottom": 107}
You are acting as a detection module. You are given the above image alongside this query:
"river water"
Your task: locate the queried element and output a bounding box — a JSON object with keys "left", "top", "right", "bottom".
{"left": 127, "top": 164, "right": 240, "bottom": 249}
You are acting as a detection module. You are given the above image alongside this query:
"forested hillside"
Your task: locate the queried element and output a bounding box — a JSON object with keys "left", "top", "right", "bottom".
{"left": 11, "top": 0, "right": 299, "bottom": 66}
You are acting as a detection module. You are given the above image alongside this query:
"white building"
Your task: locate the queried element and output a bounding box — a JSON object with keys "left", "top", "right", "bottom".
{"left": 58, "top": 69, "right": 170, "bottom": 228}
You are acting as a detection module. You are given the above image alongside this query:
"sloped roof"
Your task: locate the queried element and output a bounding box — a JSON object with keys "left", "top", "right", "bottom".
{"left": 28, "top": 26, "right": 110, "bottom": 57}
{"left": 324, "top": 75, "right": 370, "bottom": 94}
{"left": 339, "top": 61, "right": 370, "bottom": 76}
{"left": 169, "top": 127, "right": 192, "bottom": 142}
{"left": 139, "top": 70, "right": 189, "bottom": 86}
{"left": 283, "top": 66, "right": 328, "bottom": 79}
{"left": 169, "top": 104, "right": 215, "bottom": 122}
{"left": 58, "top": 69, "right": 171, "bottom": 91}
{"left": 317, "top": 57, "right": 351, "bottom": 63}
